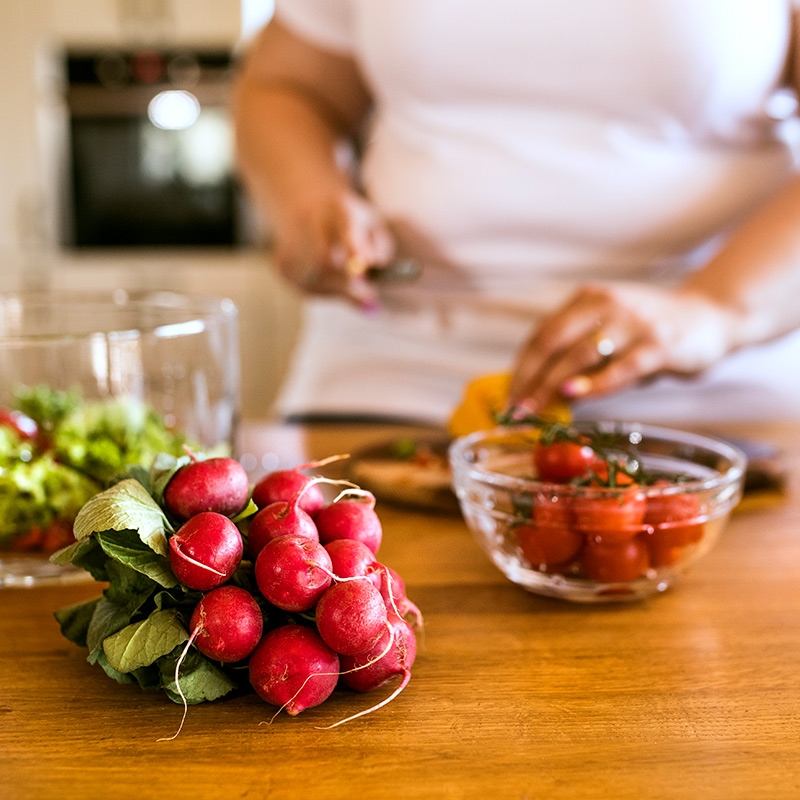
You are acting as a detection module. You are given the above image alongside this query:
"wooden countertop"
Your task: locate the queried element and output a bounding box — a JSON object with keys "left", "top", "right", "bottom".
{"left": 3, "top": 420, "right": 800, "bottom": 800}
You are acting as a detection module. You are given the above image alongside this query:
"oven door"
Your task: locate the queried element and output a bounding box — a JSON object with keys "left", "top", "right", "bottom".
{"left": 64, "top": 50, "right": 248, "bottom": 249}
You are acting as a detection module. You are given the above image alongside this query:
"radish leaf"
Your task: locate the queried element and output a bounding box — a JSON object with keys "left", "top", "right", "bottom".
{"left": 103, "top": 608, "right": 188, "bottom": 673}
{"left": 74, "top": 478, "right": 171, "bottom": 554}
{"left": 96, "top": 529, "right": 178, "bottom": 588}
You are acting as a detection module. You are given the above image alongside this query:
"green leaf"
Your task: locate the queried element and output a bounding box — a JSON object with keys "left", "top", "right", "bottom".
{"left": 83, "top": 564, "right": 160, "bottom": 664}
{"left": 96, "top": 529, "right": 178, "bottom": 588}
{"left": 153, "top": 585, "right": 202, "bottom": 612}
{"left": 50, "top": 537, "right": 94, "bottom": 566}
{"left": 149, "top": 451, "right": 192, "bottom": 508}
{"left": 50, "top": 537, "right": 111, "bottom": 583}
{"left": 73, "top": 478, "right": 170, "bottom": 555}
{"left": 118, "top": 463, "right": 152, "bottom": 492}
{"left": 159, "top": 647, "right": 238, "bottom": 705}
{"left": 102, "top": 608, "right": 189, "bottom": 674}
{"left": 104, "top": 558, "right": 159, "bottom": 602}
{"left": 86, "top": 596, "right": 138, "bottom": 661}
{"left": 232, "top": 497, "right": 258, "bottom": 524}
{"left": 54, "top": 597, "right": 101, "bottom": 648}
{"left": 95, "top": 650, "right": 142, "bottom": 686}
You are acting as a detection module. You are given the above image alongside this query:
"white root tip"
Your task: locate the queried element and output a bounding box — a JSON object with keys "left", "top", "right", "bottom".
{"left": 314, "top": 670, "right": 411, "bottom": 730}
{"left": 156, "top": 627, "right": 199, "bottom": 742}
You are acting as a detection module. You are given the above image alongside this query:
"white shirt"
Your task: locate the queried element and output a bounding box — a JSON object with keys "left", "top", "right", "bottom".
{"left": 272, "top": 0, "right": 800, "bottom": 424}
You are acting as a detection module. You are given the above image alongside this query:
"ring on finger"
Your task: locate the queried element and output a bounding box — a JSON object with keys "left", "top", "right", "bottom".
{"left": 592, "top": 331, "right": 616, "bottom": 359}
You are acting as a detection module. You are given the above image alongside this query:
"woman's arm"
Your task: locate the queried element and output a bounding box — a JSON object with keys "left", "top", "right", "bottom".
{"left": 506, "top": 13, "right": 800, "bottom": 414}
{"left": 233, "top": 19, "right": 394, "bottom": 307}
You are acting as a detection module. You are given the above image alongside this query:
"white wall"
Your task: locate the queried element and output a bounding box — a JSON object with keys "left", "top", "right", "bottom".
{"left": 0, "top": 0, "right": 300, "bottom": 420}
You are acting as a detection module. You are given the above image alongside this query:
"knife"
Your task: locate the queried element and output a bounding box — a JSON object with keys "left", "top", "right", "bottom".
{"left": 346, "top": 256, "right": 422, "bottom": 284}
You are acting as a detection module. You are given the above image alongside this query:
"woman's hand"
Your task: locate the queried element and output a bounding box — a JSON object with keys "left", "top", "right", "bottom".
{"left": 506, "top": 282, "right": 740, "bottom": 414}
{"left": 273, "top": 187, "right": 396, "bottom": 310}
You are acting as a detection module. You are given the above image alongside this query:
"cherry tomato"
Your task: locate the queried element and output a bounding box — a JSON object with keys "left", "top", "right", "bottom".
{"left": 0, "top": 408, "right": 38, "bottom": 440}
{"left": 516, "top": 521, "right": 582, "bottom": 568}
{"left": 644, "top": 482, "right": 704, "bottom": 548}
{"left": 589, "top": 460, "right": 635, "bottom": 486}
{"left": 580, "top": 537, "right": 650, "bottom": 583}
{"left": 646, "top": 541, "right": 684, "bottom": 568}
{"left": 533, "top": 491, "right": 574, "bottom": 527}
{"left": 533, "top": 439, "right": 599, "bottom": 483}
{"left": 572, "top": 486, "right": 647, "bottom": 544}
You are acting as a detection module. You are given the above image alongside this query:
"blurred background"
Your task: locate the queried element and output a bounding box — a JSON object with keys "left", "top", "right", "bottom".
{"left": 0, "top": 0, "right": 299, "bottom": 420}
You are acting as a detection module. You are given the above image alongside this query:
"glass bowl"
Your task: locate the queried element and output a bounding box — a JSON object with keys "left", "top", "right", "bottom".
{"left": 0, "top": 289, "right": 240, "bottom": 586}
{"left": 448, "top": 421, "right": 747, "bottom": 602}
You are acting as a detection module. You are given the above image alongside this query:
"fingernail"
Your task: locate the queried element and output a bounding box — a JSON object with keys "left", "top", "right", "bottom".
{"left": 508, "top": 402, "right": 535, "bottom": 420}
{"left": 360, "top": 298, "right": 382, "bottom": 315}
{"left": 561, "top": 375, "right": 592, "bottom": 398}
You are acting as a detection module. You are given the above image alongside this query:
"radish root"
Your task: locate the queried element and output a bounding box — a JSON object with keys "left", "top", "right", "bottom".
{"left": 264, "top": 621, "right": 396, "bottom": 725}
{"left": 157, "top": 627, "right": 200, "bottom": 742}
{"left": 314, "top": 671, "right": 411, "bottom": 730}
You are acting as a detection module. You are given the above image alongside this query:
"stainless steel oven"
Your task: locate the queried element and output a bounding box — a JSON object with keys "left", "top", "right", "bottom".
{"left": 63, "top": 48, "right": 251, "bottom": 248}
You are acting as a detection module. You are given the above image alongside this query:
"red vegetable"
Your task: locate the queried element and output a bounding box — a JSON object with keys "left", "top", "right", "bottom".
{"left": 248, "top": 625, "right": 339, "bottom": 715}
{"left": 247, "top": 500, "right": 319, "bottom": 560}
{"left": 168, "top": 512, "right": 243, "bottom": 591}
{"left": 572, "top": 486, "right": 647, "bottom": 545}
{"left": 254, "top": 534, "right": 333, "bottom": 612}
{"left": 164, "top": 455, "right": 250, "bottom": 520}
{"left": 315, "top": 579, "right": 388, "bottom": 656}
{"left": 190, "top": 586, "right": 263, "bottom": 663}
{"left": 534, "top": 439, "right": 599, "bottom": 483}
{"left": 580, "top": 537, "right": 650, "bottom": 583}
{"left": 252, "top": 468, "right": 325, "bottom": 517}
{"left": 315, "top": 493, "right": 383, "bottom": 554}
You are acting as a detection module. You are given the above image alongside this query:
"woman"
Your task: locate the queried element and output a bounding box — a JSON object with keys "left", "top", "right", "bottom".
{"left": 234, "top": 1, "right": 800, "bottom": 426}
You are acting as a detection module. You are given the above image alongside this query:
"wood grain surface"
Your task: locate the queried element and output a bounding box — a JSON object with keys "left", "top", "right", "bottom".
{"left": 2, "top": 421, "right": 799, "bottom": 800}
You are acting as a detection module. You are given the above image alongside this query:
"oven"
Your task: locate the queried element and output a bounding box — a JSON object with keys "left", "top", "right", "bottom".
{"left": 63, "top": 48, "right": 252, "bottom": 248}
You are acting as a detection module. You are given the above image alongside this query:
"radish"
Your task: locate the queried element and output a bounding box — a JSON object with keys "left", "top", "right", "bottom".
{"left": 164, "top": 453, "right": 250, "bottom": 520}
{"left": 377, "top": 564, "right": 423, "bottom": 630}
{"left": 189, "top": 585, "right": 263, "bottom": 663}
{"left": 169, "top": 511, "right": 243, "bottom": 591}
{"left": 324, "top": 538, "right": 381, "bottom": 587}
{"left": 249, "top": 624, "right": 339, "bottom": 715}
{"left": 254, "top": 534, "right": 333, "bottom": 612}
{"left": 314, "top": 579, "right": 388, "bottom": 656}
{"left": 252, "top": 468, "right": 326, "bottom": 517}
{"left": 248, "top": 501, "right": 319, "bottom": 560}
{"left": 340, "top": 613, "right": 417, "bottom": 693}
{"left": 314, "top": 490, "right": 383, "bottom": 554}
{"left": 251, "top": 454, "right": 350, "bottom": 516}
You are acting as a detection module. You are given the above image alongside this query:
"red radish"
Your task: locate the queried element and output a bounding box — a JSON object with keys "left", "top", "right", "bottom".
{"left": 248, "top": 501, "right": 319, "bottom": 559}
{"left": 377, "top": 564, "right": 424, "bottom": 630}
{"left": 164, "top": 454, "right": 250, "bottom": 520}
{"left": 340, "top": 613, "right": 416, "bottom": 693}
{"left": 252, "top": 468, "right": 326, "bottom": 517}
{"left": 324, "top": 538, "right": 381, "bottom": 587}
{"left": 254, "top": 534, "right": 333, "bottom": 612}
{"left": 314, "top": 579, "right": 388, "bottom": 656}
{"left": 169, "top": 511, "right": 243, "bottom": 591}
{"left": 315, "top": 492, "right": 382, "bottom": 554}
{"left": 248, "top": 625, "right": 339, "bottom": 715}
{"left": 189, "top": 586, "right": 263, "bottom": 663}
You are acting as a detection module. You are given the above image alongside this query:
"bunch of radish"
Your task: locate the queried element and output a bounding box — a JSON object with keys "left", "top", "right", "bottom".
{"left": 162, "top": 452, "right": 421, "bottom": 726}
